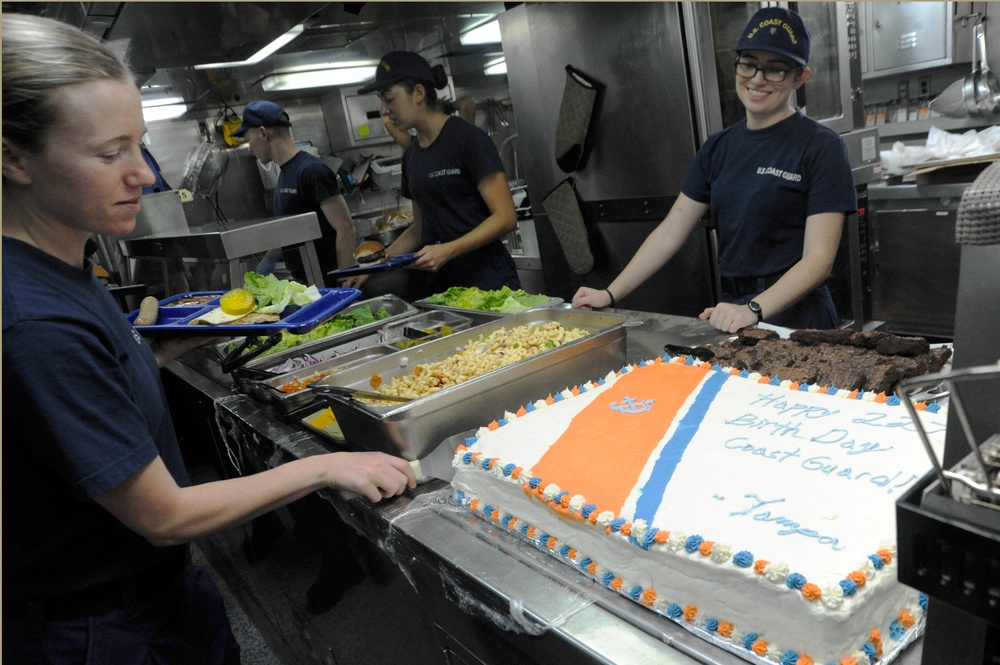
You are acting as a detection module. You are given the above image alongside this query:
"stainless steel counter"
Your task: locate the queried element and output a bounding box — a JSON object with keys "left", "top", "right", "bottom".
{"left": 166, "top": 309, "right": 924, "bottom": 665}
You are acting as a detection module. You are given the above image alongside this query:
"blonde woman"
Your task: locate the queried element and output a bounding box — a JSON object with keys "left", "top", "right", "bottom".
{"left": 2, "top": 13, "right": 414, "bottom": 662}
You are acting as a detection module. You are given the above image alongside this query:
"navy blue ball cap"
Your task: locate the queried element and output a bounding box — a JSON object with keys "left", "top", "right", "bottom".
{"left": 231, "top": 100, "right": 292, "bottom": 137}
{"left": 357, "top": 51, "right": 434, "bottom": 94}
{"left": 734, "top": 7, "right": 810, "bottom": 66}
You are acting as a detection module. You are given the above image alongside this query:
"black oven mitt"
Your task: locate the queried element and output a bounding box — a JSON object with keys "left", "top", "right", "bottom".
{"left": 555, "top": 66, "right": 601, "bottom": 173}
{"left": 542, "top": 179, "right": 594, "bottom": 275}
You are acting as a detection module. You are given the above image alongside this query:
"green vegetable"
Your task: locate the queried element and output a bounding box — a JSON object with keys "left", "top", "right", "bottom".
{"left": 244, "top": 271, "right": 321, "bottom": 314}
{"left": 230, "top": 305, "right": 391, "bottom": 358}
{"left": 426, "top": 286, "right": 550, "bottom": 313}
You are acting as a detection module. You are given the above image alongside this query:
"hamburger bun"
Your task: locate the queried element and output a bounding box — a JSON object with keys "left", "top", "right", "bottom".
{"left": 354, "top": 240, "right": 386, "bottom": 264}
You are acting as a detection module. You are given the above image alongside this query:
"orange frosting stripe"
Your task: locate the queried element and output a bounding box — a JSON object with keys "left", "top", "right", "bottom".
{"left": 470, "top": 499, "right": 479, "bottom": 511}
{"left": 758, "top": 375, "right": 771, "bottom": 383}
{"left": 683, "top": 605, "right": 697, "bottom": 622}
{"left": 876, "top": 548, "right": 893, "bottom": 564}
{"left": 753, "top": 560, "right": 770, "bottom": 575}
{"left": 698, "top": 540, "right": 715, "bottom": 556}
{"left": 654, "top": 530, "right": 670, "bottom": 544}
{"left": 516, "top": 406, "right": 527, "bottom": 417}
{"left": 567, "top": 548, "right": 577, "bottom": 560}
{"left": 511, "top": 466, "right": 523, "bottom": 480}
{"left": 875, "top": 391, "right": 887, "bottom": 403}
{"left": 898, "top": 609, "right": 915, "bottom": 628}
{"left": 848, "top": 389, "right": 859, "bottom": 399}
{"left": 526, "top": 526, "right": 536, "bottom": 539}
{"left": 572, "top": 386, "right": 581, "bottom": 396}
{"left": 490, "top": 509, "right": 500, "bottom": 521}
{"left": 586, "top": 562, "right": 598, "bottom": 575}
{"left": 545, "top": 537, "right": 557, "bottom": 550}
{"left": 545, "top": 394, "right": 555, "bottom": 405}
{"left": 718, "top": 621, "right": 733, "bottom": 638}
{"left": 528, "top": 362, "right": 712, "bottom": 514}
{"left": 840, "top": 657, "right": 858, "bottom": 665}
{"left": 789, "top": 382, "right": 800, "bottom": 391}
{"left": 488, "top": 420, "right": 500, "bottom": 431}
{"left": 847, "top": 570, "right": 867, "bottom": 587}
{"left": 797, "top": 654, "right": 814, "bottom": 665}
{"left": 456, "top": 444, "right": 469, "bottom": 453}
{"left": 611, "top": 577, "right": 623, "bottom": 591}
{"left": 751, "top": 640, "right": 769, "bottom": 657}
{"left": 801, "top": 583, "right": 822, "bottom": 601}
{"left": 915, "top": 401, "right": 927, "bottom": 411}
{"left": 640, "top": 589, "right": 657, "bottom": 607}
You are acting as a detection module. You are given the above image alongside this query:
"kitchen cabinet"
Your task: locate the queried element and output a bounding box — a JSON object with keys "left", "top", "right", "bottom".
{"left": 859, "top": 2, "right": 954, "bottom": 78}
{"left": 868, "top": 182, "right": 967, "bottom": 338}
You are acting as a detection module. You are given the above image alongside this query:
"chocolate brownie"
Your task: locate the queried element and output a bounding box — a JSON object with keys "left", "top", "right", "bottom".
{"left": 707, "top": 328, "right": 950, "bottom": 394}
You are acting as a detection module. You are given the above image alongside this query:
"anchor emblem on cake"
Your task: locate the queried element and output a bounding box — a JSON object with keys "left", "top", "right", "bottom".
{"left": 609, "top": 395, "right": 654, "bottom": 414}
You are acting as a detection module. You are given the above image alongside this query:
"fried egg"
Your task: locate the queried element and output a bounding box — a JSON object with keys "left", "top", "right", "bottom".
{"left": 190, "top": 306, "right": 253, "bottom": 325}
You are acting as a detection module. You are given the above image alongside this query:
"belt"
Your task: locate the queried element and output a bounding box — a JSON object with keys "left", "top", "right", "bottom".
{"left": 719, "top": 271, "right": 785, "bottom": 299}
{"left": 5, "top": 555, "right": 187, "bottom": 622}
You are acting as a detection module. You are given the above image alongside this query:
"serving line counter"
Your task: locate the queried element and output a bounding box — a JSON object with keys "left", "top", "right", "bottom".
{"left": 163, "top": 309, "right": 925, "bottom": 665}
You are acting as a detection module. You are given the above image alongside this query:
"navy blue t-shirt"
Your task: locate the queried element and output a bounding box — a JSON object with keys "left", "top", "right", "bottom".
{"left": 401, "top": 116, "right": 519, "bottom": 292}
{"left": 2, "top": 237, "right": 189, "bottom": 598}
{"left": 683, "top": 112, "right": 857, "bottom": 278}
{"left": 275, "top": 150, "right": 345, "bottom": 276}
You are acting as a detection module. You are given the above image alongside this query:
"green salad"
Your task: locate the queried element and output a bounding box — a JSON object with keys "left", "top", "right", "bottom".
{"left": 425, "top": 286, "right": 550, "bottom": 314}
{"left": 232, "top": 304, "right": 391, "bottom": 358}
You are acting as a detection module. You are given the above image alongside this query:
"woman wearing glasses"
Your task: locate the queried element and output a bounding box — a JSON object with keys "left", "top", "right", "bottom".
{"left": 572, "top": 7, "right": 856, "bottom": 332}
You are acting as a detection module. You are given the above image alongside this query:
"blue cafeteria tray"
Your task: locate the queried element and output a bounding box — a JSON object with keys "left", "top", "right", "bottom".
{"left": 126, "top": 288, "right": 362, "bottom": 336}
{"left": 326, "top": 254, "right": 417, "bottom": 278}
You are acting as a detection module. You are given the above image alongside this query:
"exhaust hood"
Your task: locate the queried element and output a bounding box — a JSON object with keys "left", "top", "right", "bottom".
{"left": 4, "top": 2, "right": 507, "bottom": 114}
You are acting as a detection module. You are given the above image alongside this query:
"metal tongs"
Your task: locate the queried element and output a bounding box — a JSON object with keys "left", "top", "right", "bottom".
{"left": 897, "top": 363, "right": 1000, "bottom": 508}
{"left": 309, "top": 384, "right": 413, "bottom": 403}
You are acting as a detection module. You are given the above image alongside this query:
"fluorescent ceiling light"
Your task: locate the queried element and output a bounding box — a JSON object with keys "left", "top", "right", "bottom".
{"left": 484, "top": 59, "right": 507, "bottom": 76}
{"left": 141, "top": 96, "right": 185, "bottom": 108}
{"left": 195, "top": 24, "right": 305, "bottom": 69}
{"left": 460, "top": 19, "right": 501, "bottom": 45}
{"left": 142, "top": 104, "right": 188, "bottom": 122}
{"left": 261, "top": 66, "right": 376, "bottom": 92}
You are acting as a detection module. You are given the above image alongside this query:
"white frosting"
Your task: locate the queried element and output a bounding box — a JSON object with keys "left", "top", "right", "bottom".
{"left": 453, "top": 359, "right": 943, "bottom": 662}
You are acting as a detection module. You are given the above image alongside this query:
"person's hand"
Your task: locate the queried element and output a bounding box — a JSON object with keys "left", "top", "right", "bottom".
{"left": 699, "top": 302, "right": 758, "bottom": 333}
{"left": 571, "top": 286, "right": 613, "bottom": 310}
{"left": 341, "top": 274, "right": 368, "bottom": 290}
{"left": 410, "top": 243, "right": 454, "bottom": 273}
{"left": 326, "top": 451, "right": 417, "bottom": 502}
{"left": 148, "top": 335, "right": 215, "bottom": 368}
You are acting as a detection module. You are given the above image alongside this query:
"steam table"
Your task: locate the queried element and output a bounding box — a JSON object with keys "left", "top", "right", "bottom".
{"left": 164, "top": 309, "right": 927, "bottom": 665}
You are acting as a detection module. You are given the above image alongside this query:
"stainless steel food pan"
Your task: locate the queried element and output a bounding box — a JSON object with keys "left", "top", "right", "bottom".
{"left": 240, "top": 344, "right": 402, "bottom": 414}
{"left": 308, "top": 308, "right": 629, "bottom": 459}
{"left": 380, "top": 309, "right": 474, "bottom": 349}
{"left": 212, "top": 294, "right": 419, "bottom": 371}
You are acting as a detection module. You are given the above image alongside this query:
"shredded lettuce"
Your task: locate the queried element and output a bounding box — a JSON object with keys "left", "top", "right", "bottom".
{"left": 425, "top": 286, "right": 550, "bottom": 313}
{"left": 243, "top": 272, "right": 321, "bottom": 314}
{"left": 230, "top": 305, "right": 391, "bottom": 357}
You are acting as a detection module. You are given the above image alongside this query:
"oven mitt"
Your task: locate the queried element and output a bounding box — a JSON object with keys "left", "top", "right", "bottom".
{"left": 542, "top": 179, "right": 594, "bottom": 275}
{"left": 555, "top": 66, "right": 600, "bottom": 173}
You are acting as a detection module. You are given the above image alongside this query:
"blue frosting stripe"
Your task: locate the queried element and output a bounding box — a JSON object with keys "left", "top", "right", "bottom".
{"left": 634, "top": 370, "right": 729, "bottom": 522}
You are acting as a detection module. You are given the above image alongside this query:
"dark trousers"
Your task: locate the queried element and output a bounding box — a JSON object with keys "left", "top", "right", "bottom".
{"left": 3, "top": 566, "right": 241, "bottom": 665}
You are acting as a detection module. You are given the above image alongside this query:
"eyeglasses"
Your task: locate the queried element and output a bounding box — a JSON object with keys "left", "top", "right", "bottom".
{"left": 734, "top": 59, "right": 801, "bottom": 83}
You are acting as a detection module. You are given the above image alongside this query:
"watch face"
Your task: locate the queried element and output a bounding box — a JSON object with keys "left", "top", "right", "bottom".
{"left": 748, "top": 300, "right": 761, "bottom": 313}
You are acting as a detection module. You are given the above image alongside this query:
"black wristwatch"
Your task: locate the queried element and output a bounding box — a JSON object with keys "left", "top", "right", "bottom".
{"left": 747, "top": 300, "right": 763, "bottom": 322}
